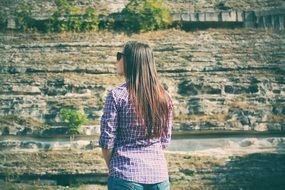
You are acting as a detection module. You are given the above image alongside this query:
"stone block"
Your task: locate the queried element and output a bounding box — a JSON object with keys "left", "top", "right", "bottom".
{"left": 205, "top": 12, "right": 219, "bottom": 22}
{"left": 172, "top": 13, "right": 181, "bottom": 21}
{"left": 263, "top": 15, "right": 273, "bottom": 28}
{"left": 12, "top": 85, "right": 41, "bottom": 95}
{"left": 189, "top": 13, "right": 198, "bottom": 22}
{"left": 221, "top": 11, "right": 237, "bottom": 22}
{"left": 181, "top": 13, "right": 190, "bottom": 21}
{"left": 80, "top": 125, "right": 99, "bottom": 135}
{"left": 198, "top": 13, "right": 205, "bottom": 22}
{"left": 244, "top": 11, "right": 256, "bottom": 27}
{"left": 7, "top": 18, "right": 16, "bottom": 29}
{"left": 279, "top": 15, "right": 284, "bottom": 30}
{"left": 256, "top": 16, "right": 264, "bottom": 27}
{"left": 236, "top": 11, "right": 244, "bottom": 22}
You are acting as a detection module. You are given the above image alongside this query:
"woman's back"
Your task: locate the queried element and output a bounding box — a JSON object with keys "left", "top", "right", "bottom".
{"left": 99, "top": 82, "right": 173, "bottom": 184}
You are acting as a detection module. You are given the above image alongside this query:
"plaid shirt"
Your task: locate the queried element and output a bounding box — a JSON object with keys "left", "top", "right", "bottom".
{"left": 99, "top": 82, "right": 173, "bottom": 184}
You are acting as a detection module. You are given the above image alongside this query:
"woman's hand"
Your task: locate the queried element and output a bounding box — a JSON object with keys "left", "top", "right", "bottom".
{"left": 101, "top": 148, "right": 113, "bottom": 169}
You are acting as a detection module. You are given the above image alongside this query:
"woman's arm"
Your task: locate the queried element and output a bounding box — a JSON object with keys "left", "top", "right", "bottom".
{"left": 161, "top": 98, "right": 174, "bottom": 149}
{"left": 98, "top": 90, "right": 118, "bottom": 168}
{"left": 101, "top": 148, "right": 113, "bottom": 168}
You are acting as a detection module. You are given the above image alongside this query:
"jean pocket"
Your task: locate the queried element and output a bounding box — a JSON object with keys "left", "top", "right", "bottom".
{"left": 156, "top": 180, "right": 170, "bottom": 190}
{"left": 108, "top": 176, "right": 142, "bottom": 190}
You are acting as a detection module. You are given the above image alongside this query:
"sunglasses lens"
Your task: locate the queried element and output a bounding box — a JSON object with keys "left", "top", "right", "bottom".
{"left": 116, "top": 52, "right": 120, "bottom": 61}
{"left": 117, "top": 52, "right": 123, "bottom": 61}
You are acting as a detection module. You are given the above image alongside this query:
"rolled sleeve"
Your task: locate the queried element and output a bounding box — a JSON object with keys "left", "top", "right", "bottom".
{"left": 161, "top": 98, "right": 174, "bottom": 149}
{"left": 99, "top": 90, "right": 118, "bottom": 149}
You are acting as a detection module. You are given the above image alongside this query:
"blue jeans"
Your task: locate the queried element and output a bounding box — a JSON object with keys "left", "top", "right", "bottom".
{"left": 107, "top": 176, "right": 171, "bottom": 190}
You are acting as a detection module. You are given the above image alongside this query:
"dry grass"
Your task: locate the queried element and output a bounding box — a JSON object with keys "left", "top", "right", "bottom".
{"left": 165, "top": 152, "right": 228, "bottom": 189}
{"left": 228, "top": 101, "right": 260, "bottom": 110}
{"left": 267, "top": 115, "right": 285, "bottom": 123}
{"left": 0, "top": 182, "right": 59, "bottom": 190}
{"left": 0, "top": 149, "right": 107, "bottom": 176}
{"left": 0, "top": 115, "right": 49, "bottom": 130}
{"left": 63, "top": 73, "right": 125, "bottom": 86}
{"left": 174, "top": 113, "right": 228, "bottom": 122}
{"left": 0, "top": 149, "right": 228, "bottom": 190}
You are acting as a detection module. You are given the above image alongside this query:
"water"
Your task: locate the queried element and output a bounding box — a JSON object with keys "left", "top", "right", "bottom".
{"left": 1, "top": 134, "right": 285, "bottom": 156}
{"left": 168, "top": 135, "right": 285, "bottom": 156}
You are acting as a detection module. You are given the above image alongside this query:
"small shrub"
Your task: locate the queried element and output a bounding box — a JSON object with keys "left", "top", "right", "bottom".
{"left": 55, "top": 0, "right": 71, "bottom": 12}
{"left": 118, "top": 0, "right": 172, "bottom": 32}
{"left": 100, "top": 12, "right": 120, "bottom": 31}
{"left": 81, "top": 7, "right": 99, "bottom": 32}
{"left": 46, "top": 0, "right": 99, "bottom": 32}
{"left": 0, "top": 13, "right": 8, "bottom": 30}
{"left": 59, "top": 108, "right": 88, "bottom": 135}
{"left": 14, "top": 3, "right": 34, "bottom": 32}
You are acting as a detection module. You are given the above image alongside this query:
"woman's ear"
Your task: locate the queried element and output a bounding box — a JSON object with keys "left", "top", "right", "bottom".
{"left": 117, "top": 58, "right": 125, "bottom": 76}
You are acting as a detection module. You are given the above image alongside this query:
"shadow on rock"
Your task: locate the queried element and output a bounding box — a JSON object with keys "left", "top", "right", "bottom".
{"left": 211, "top": 152, "right": 285, "bottom": 190}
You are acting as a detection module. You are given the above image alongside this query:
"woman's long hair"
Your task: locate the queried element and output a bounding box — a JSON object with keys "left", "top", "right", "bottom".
{"left": 122, "top": 41, "right": 172, "bottom": 138}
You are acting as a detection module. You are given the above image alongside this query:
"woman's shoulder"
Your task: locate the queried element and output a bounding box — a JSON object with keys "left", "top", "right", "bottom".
{"left": 112, "top": 82, "right": 127, "bottom": 92}
{"left": 109, "top": 82, "right": 128, "bottom": 101}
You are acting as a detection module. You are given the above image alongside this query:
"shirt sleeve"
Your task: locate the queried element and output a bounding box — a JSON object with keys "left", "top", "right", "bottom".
{"left": 161, "top": 98, "right": 174, "bottom": 149}
{"left": 98, "top": 90, "right": 118, "bottom": 149}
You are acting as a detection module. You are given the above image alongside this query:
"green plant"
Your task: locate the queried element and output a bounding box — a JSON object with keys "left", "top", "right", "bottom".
{"left": 47, "top": 11, "right": 59, "bottom": 32}
{"left": 14, "top": 3, "right": 34, "bottom": 32}
{"left": 81, "top": 7, "right": 99, "bottom": 32}
{"left": 46, "top": 0, "right": 99, "bottom": 32}
{"left": 0, "top": 13, "right": 8, "bottom": 30}
{"left": 119, "top": 0, "right": 172, "bottom": 32}
{"left": 47, "top": 0, "right": 72, "bottom": 32}
{"left": 59, "top": 108, "right": 88, "bottom": 136}
{"left": 55, "top": 0, "right": 71, "bottom": 11}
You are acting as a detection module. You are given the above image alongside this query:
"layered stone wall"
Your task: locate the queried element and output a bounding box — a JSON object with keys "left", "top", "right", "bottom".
{"left": 0, "top": 137, "right": 285, "bottom": 189}
{"left": 0, "top": 29, "right": 284, "bottom": 135}
{"left": 0, "top": 1, "right": 285, "bottom": 190}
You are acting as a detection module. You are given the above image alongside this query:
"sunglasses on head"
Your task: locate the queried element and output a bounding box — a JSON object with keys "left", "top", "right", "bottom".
{"left": 117, "top": 52, "right": 124, "bottom": 61}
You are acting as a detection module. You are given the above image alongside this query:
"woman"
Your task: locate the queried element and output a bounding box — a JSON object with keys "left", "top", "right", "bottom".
{"left": 99, "top": 41, "right": 174, "bottom": 190}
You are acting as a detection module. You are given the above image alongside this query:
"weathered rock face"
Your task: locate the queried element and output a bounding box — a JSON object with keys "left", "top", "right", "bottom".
{"left": 0, "top": 2, "right": 284, "bottom": 190}
{"left": 1, "top": 0, "right": 284, "bottom": 15}
{"left": 166, "top": 0, "right": 285, "bottom": 12}
{"left": 0, "top": 0, "right": 128, "bottom": 16}
{"left": 1, "top": 0, "right": 284, "bottom": 31}
{"left": 0, "top": 137, "right": 285, "bottom": 189}
{"left": 0, "top": 29, "right": 284, "bottom": 135}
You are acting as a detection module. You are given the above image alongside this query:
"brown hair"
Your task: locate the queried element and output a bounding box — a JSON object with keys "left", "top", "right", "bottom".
{"left": 122, "top": 41, "right": 172, "bottom": 138}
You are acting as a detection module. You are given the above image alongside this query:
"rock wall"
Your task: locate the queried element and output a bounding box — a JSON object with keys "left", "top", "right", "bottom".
{"left": 0, "top": 2, "right": 284, "bottom": 190}
{"left": 1, "top": 1, "right": 285, "bottom": 31}
{"left": 1, "top": 0, "right": 285, "bottom": 15}
{"left": 166, "top": 0, "right": 285, "bottom": 12}
{"left": 0, "top": 137, "right": 285, "bottom": 189}
{"left": 0, "top": 29, "right": 284, "bottom": 135}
